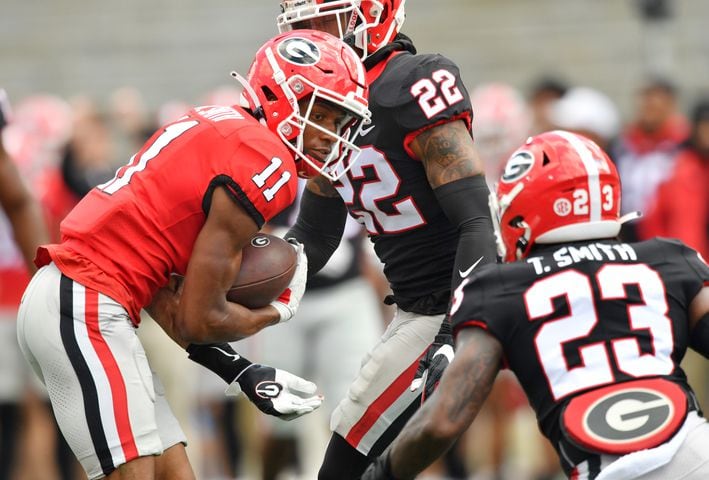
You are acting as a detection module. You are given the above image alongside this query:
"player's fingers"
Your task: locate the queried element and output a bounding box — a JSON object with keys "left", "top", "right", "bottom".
{"left": 281, "top": 407, "right": 313, "bottom": 421}
{"left": 282, "top": 372, "right": 318, "bottom": 395}
{"left": 282, "top": 393, "right": 323, "bottom": 407}
{"left": 276, "top": 397, "right": 322, "bottom": 420}
{"left": 410, "top": 368, "right": 429, "bottom": 392}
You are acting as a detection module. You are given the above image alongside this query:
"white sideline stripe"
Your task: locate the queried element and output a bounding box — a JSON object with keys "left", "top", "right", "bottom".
{"left": 72, "top": 283, "right": 125, "bottom": 467}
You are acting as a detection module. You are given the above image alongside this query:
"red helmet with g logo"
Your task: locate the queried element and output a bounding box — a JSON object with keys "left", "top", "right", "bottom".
{"left": 234, "top": 29, "right": 370, "bottom": 180}
{"left": 491, "top": 131, "right": 634, "bottom": 262}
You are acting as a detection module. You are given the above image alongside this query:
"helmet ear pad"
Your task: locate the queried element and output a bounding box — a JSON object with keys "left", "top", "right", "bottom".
{"left": 494, "top": 130, "right": 624, "bottom": 262}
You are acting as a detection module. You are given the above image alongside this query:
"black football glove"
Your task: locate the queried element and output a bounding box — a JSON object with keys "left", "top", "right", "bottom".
{"left": 410, "top": 319, "right": 454, "bottom": 403}
{"left": 361, "top": 451, "right": 397, "bottom": 480}
{"left": 187, "top": 343, "right": 322, "bottom": 421}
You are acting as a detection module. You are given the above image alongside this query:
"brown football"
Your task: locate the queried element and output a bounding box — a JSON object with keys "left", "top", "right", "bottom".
{"left": 226, "top": 233, "right": 297, "bottom": 308}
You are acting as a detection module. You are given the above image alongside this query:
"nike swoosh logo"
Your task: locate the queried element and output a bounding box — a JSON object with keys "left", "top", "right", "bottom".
{"left": 432, "top": 344, "right": 454, "bottom": 363}
{"left": 359, "top": 124, "right": 375, "bottom": 137}
{"left": 458, "top": 256, "right": 484, "bottom": 278}
{"left": 210, "top": 346, "right": 241, "bottom": 362}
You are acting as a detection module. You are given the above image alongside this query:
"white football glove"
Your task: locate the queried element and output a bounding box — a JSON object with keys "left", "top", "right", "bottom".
{"left": 225, "top": 364, "right": 323, "bottom": 421}
{"left": 269, "top": 239, "right": 308, "bottom": 323}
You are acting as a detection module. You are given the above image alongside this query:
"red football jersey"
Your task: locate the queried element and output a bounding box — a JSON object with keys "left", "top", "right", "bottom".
{"left": 36, "top": 105, "right": 298, "bottom": 324}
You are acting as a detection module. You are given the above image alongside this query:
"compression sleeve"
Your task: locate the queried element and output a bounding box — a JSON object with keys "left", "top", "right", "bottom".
{"left": 434, "top": 175, "right": 497, "bottom": 291}
{"left": 286, "top": 188, "right": 348, "bottom": 277}
{"left": 186, "top": 343, "right": 252, "bottom": 384}
{"left": 690, "top": 313, "right": 709, "bottom": 359}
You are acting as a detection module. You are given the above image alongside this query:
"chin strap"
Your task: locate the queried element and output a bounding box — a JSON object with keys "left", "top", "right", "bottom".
{"left": 619, "top": 211, "right": 642, "bottom": 224}
{"left": 230, "top": 71, "right": 267, "bottom": 126}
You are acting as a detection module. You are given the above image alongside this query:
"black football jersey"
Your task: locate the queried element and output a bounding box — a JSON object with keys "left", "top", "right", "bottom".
{"left": 334, "top": 50, "right": 473, "bottom": 314}
{"left": 451, "top": 238, "right": 709, "bottom": 460}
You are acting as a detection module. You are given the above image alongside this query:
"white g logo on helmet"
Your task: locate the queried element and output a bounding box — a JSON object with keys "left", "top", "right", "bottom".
{"left": 277, "top": 38, "right": 321, "bottom": 65}
{"left": 500, "top": 151, "right": 534, "bottom": 183}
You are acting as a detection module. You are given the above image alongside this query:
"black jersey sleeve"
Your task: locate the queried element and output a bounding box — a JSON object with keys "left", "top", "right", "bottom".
{"left": 659, "top": 238, "right": 709, "bottom": 300}
{"left": 450, "top": 265, "right": 500, "bottom": 339}
{"left": 679, "top": 242, "right": 709, "bottom": 283}
{"left": 286, "top": 188, "right": 348, "bottom": 277}
{"left": 670, "top": 240, "right": 709, "bottom": 358}
{"left": 376, "top": 53, "right": 473, "bottom": 133}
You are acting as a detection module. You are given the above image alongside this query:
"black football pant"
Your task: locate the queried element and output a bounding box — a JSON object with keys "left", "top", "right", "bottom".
{"left": 318, "top": 433, "right": 371, "bottom": 480}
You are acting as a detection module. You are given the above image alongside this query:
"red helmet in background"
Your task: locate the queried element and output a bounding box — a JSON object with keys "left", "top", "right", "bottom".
{"left": 491, "top": 130, "right": 636, "bottom": 262}
{"left": 277, "top": 0, "right": 406, "bottom": 60}
{"left": 234, "top": 29, "right": 370, "bottom": 180}
{"left": 470, "top": 83, "right": 532, "bottom": 180}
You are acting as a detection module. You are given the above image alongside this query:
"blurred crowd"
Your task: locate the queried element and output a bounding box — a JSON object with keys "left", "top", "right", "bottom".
{"left": 0, "top": 73, "right": 707, "bottom": 480}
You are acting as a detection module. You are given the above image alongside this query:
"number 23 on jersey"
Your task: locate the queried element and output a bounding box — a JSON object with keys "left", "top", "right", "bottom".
{"left": 453, "top": 264, "right": 674, "bottom": 401}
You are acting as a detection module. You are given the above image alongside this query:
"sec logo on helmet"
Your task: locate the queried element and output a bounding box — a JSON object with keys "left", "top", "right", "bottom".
{"left": 277, "top": 37, "right": 321, "bottom": 65}
{"left": 561, "top": 378, "right": 687, "bottom": 455}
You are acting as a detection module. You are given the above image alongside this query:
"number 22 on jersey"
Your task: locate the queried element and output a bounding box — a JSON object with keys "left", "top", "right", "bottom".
{"left": 336, "top": 148, "right": 425, "bottom": 234}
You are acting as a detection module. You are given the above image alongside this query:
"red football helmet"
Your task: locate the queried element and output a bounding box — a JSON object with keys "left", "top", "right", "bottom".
{"left": 233, "top": 29, "right": 370, "bottom": 180}
{"left": 277, "top": 0, "right": 406, "bottom": 60}
{"left": 491, "top": 130, "right": 636, "bottom": 262}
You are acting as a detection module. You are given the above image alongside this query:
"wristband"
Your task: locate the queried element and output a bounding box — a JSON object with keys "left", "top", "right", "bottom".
{"left": 186, "top": 343, "right": 252, "bottom": 384}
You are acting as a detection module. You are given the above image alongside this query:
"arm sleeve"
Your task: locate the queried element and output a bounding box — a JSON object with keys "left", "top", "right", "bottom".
{"left": 433, "top": 175, "right": 497, "bottom": 291}
{"left": 186, "top": 343, "right": 252, "bottom": 384}
{"left": 690, "top": 313, "right": 709, "bottom": 359}
{"left": 286, "top": 188, "right": 348, "bottom": 277}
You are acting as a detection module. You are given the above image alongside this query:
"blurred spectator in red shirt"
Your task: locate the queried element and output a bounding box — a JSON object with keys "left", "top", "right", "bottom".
{"left": 611, "top": 76, "right": 690, "bottom": 241}
{"left": 640, "top": 98, "right": 709, "bottom": 258}
{"left": 38, "top": 98, "right": 115, "bottom": 239}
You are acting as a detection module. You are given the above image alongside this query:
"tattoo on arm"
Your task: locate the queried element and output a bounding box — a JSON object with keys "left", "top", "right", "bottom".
{"left": 445, "top": 329, "right": 502, "bottom": 420}
{"left": 305, "top": 174, "right": 339, "bottom": 197}
{"left": 389, "top": 328, "right": 502, "bottom": 479}
{"left": 410, "top": 120, "right": 484, "bottom": 188}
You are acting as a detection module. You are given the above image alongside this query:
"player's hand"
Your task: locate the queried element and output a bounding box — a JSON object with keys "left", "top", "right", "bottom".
{"left": 410, "top": 320, "right": 454, "bottom": 403}
{"left": 361, "top": 451, "right": 396, "bottom": 480}
{"left": 269, "top": 239, "right": 308, "bottom": 322}
{"left": 226, "top": 363, "right": 322, "bottom": 421}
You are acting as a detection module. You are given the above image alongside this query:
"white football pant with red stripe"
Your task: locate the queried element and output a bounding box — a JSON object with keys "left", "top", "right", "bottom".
{"left": 16, "top": 263, "right": 186, "bottom": 479}
{"left": 330, "top": 308, "right": 443, "bottom": 455}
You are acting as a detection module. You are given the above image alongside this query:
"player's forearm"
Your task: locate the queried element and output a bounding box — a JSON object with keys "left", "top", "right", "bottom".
{"left": 148, "top": 276, "right": 280, "bottom": 345}
{"left": 434, "top": 174, "right": 497, "bottom": 289}
{"left": 286, "top": 180, "right": 347, "bottom": 276}
{"left": 387, "top": 402, "right": 462, "bottom": 479}
{"left": 8, "top": 198, "right": 49, "bottom": 273}
{"left": 177, "top": 301, "right": 279, "bottom": 344}
{"left": 388, "top": 328, "right": 502, "bottom": 478}
{"left": 0, "top": 152, "right": 49, "bottom": 272}
{"left": 146, "top": 281, "right": 190, "bottom": 348}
